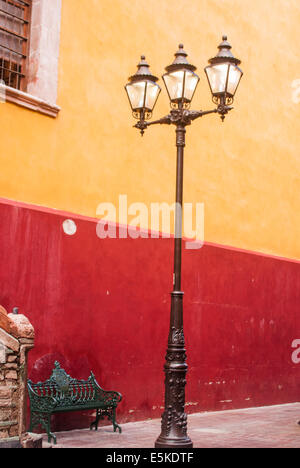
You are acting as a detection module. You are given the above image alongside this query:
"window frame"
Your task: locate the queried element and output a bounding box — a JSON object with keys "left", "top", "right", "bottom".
{"left": 0, "top": 0, "right": 61, "bottom": 118}
{"left": 0, "top": 0, "right": 32, "bottom": 92}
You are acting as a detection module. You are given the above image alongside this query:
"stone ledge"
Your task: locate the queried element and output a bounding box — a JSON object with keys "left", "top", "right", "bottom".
{"left": 0, "top": 328, "right": 19, "bottom": 353}
{"left": 2, "top": 86, "right": 61, "bottom": 118}
{"left": 0, "top": 436, "right": 22, "bottom": 448}
{"left": 0, "top": 421, "right": 18, "bottom": 428}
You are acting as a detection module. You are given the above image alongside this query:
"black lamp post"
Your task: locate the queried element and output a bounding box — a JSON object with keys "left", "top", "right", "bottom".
{"left": 125, "top": 37, "right": 243, "bottom": 449}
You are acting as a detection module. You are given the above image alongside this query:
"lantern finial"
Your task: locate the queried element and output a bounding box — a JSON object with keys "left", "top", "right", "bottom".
{"left": 128, "top": 55, "right": 159, "bottom": 83}
{"left": 165, "top": 44, "right": 197, "bottom": 73}
{"left": 208, "top": 36, "right": 241, "bottom": 66}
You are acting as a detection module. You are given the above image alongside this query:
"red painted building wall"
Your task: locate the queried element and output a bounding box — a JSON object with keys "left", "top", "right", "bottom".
{"left": 0, "top": 197, "right": 299, "bottom": 431}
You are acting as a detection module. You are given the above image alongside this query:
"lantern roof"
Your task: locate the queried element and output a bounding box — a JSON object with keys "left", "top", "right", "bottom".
{"left": 128, "top": 56, "right": 159, "bottom": 83}
{"left": 208, "top": 36, "right": 241, "bottom": 66}
{"left": 165, "top": 44, "right": 197, "bottom": 73}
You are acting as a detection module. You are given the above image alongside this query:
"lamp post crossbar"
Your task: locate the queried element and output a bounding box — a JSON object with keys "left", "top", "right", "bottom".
{"left": 134, "top": 105, "right": 233, "bottom": 135}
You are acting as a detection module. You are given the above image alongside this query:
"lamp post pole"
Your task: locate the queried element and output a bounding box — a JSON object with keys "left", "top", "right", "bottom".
{"left": 155, "top": 119, "right": 192, "bottom": 448}
{"left": 125, "top": 37, "right": 243, "bottom": 450}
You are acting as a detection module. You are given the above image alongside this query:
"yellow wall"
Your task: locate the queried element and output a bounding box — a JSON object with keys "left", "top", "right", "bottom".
{"left": 0, "top": 0, "right": 300, "bottom": 259}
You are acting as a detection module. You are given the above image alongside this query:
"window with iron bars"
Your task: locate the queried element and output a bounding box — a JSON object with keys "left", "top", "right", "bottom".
{"left": 0, "top": 0, "right": 31, "bottom": 91}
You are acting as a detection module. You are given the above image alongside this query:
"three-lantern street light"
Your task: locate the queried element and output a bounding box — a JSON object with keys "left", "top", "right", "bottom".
{"left": 125, "top": 37, "right": 243, "bottom": 449}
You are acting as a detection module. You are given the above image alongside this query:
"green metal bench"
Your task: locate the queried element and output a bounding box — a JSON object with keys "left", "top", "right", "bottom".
{"left": 27, "top": 361, "right": 122, "bottom": 444}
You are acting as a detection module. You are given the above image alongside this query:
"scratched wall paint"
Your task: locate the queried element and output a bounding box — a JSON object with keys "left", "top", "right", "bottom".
{"left": 0, "top": 199, "right": 299, "bottom": 430}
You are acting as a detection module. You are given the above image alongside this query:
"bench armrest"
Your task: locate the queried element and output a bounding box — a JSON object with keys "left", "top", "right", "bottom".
{"left": 91, "top": 375, "right": 122, "bottom": 406}
{"left": 27, "top": 381, "right": 58, "bottom": 411}
{"left": 102, "top": 390, "right": 122, "bottom": 405}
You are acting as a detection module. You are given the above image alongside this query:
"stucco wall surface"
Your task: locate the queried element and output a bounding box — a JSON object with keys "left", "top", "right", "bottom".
{"left": 0, "top": 0, "right": 299, "bottom": 259}
{"left": 0, "top": 199, "right": 299, "bottom": 430}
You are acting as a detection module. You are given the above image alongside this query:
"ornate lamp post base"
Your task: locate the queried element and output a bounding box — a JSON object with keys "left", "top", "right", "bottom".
{"left": 155, "top": 290, "right": 193, "bottom": 449}
{"left": 155, "top": 436, "right": 193, "bottom": 449}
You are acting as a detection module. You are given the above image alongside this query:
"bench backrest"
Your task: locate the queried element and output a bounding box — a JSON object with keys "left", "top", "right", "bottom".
{"left": 28, "top": 361, "right": 107, "bottom": 403}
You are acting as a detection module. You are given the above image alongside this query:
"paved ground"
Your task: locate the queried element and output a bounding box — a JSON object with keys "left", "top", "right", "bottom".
{"left": 43, "top": 403, "right": 300, "bottom": 448}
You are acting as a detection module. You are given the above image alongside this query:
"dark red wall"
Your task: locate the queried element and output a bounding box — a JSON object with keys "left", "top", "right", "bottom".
{"left": 0, "top": 198, "right": 299, "bottom": 431}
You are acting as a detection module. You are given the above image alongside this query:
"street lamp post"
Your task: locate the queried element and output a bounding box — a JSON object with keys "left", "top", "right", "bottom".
{"left": 125, "top": 36, "right": 243, "bottom": 449}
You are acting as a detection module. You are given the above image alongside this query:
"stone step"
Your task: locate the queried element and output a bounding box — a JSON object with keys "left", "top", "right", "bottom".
{"left": 0, "top": 436, "right": 21, "bottom": 448}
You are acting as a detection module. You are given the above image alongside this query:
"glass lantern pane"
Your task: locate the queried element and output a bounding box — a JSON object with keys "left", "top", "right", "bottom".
{"left": 183, "top": 70, "right": 200, "bottom": 101}
{"left": 125, "top": 81, "right": 147, "bottom": 110}
{"left": 163, "top": 70, "right": 185, "bottom": 101}
{"left": 227, "top": 65, "right": 243, "bottom": 96}
{"left": 144, "top": 81, "right": 161, "bottom": 111}
{"left": 205, "top": 63, "right": 229, "bottom": 95}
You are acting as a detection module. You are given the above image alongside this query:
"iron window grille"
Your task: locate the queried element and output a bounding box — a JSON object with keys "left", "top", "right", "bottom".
{"left": 0, "top": 0, "right": 31, "bottom": 91}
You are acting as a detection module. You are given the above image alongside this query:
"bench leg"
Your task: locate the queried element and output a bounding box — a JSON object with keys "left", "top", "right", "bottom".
{"left": 90, "top": 409, "right": 101, "bottom": 431}
{"left": 29, "top": 411, "right": 34, "bottom": 433}
{"left": 29, "top": 412, "right": 57, "bottom": 445}
{"left": 90, "top": 408, "right": 121, "bottom": 434}
{"left": 47, "top": 428, "right": 57, "bottom": 445}
{"left": 111, "top": 407, "right": 122, "bottom": 434}
{"left": 42, "top": 413, "right": 57, "bottom": 445}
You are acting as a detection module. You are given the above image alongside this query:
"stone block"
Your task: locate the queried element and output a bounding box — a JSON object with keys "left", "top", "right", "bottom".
{"left": 7, "top": 356, "right": 17, "bottom": 363}
{"left": 5, "top": 371, "right": 18, "bottom": 380}
{"left": 7, "top": 314, "right": 35, "bottom": 340}
{"left": 0, "top": 399, "right": 14, "bottom": 408}
{"left": 0, "top": 409, "right": 14, "bottom": 422}
{"left": 0, "top": 306, "right": 11, "bottom": 334}
{"left": 0, "top": 387, "right": 12, "bottom": 399}
{"left": 0, "top": 329, "right": 19, "bottom": 353}
{"left": 0, "top": 344, "right": 6, "bottom": 364}
{"left": 21, "top": 432, "right": 43, "bottom": 449}
{"left": 9, "top": 425, "right": 18, "bottom": 437}
{"left": 4, "top": 363, "right": 18, "bottom": 370}
{"left": 0, "top": 436, "right": 21, "bottom": 448}
{"left": 19, "top": 338, "right": 34, "bottom": 345}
